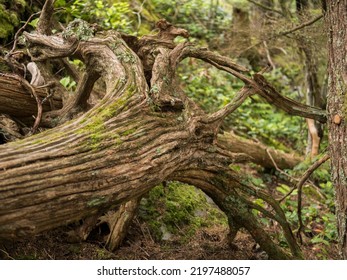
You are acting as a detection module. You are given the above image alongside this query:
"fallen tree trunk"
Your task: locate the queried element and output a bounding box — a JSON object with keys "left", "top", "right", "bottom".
{"left": 0, "top": 11, "right": 326, "bottom": 258}
{"left": 218, "top": 132, "right": 302, "bottom": 169}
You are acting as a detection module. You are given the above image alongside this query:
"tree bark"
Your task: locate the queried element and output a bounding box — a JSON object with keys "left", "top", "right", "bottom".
{"left": 0, "top": 75, "right": 62, "bottom": 118}
{"left": 325, "top": 0, "right": 347, "bottom": 259}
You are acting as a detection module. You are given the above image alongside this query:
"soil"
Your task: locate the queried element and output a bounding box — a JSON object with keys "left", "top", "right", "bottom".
{"left": 0, "top": 219, "right": 338, "bottom": 260}
{"left": 0, "top": 221, "right": 263, "bottom": 260}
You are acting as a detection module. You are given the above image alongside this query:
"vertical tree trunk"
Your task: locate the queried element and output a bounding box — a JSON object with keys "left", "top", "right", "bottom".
{"left": 325, "top": 0, "right": 347, "bottom": 259}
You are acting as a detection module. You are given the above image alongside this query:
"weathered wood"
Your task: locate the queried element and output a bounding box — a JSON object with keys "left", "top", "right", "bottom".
{"left": 0, "top": 75, "right": 62, "bottom": 118}
{"left": 218, "top": 132, "right": 302, "bottom": 169}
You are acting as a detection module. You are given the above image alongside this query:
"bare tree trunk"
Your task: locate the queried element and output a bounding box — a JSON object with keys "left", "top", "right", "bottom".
{"left": 325, "top": 0, "right": 347, "bottom": 259}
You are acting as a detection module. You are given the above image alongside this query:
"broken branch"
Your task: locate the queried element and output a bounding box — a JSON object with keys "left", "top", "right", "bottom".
{"left": 253, "top": 74, "right": 326, "bottom": 123}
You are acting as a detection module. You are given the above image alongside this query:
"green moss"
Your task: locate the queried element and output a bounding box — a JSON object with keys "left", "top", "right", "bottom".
{"left": 15, "top": 0, "right": 26, "bottom": 6}
{"left": 0, "top": 20, "right": 12, "bottom": 38}
{"left": 77, "top": 86, "right": 137, "bottom": 149}
{"left": 138, "top": 182, "right": 227, "bottom": 243}
{"left": 77, "top": 116, "right": 105, "bottom": 150}
{"left": 0, "top": 1, "right": 26, "bottom": 39}
{"left": 87, "top": 196, "right": 109, "bottom": 207}
{"left": 0, "top": 59, "right": 11, "bottom": 72}
{"left": 121, "top": 128, "right": 136, "bottom": 137}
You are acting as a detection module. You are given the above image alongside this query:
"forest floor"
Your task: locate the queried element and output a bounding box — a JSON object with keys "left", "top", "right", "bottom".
{"left": 0, "top": 165, "right": 340, "bottom": 260}
{"left": 0, "top": 218, "right": 339, "bottom": 260}
{"left": 1, "top": 223, "right": 259, "bottom": 260}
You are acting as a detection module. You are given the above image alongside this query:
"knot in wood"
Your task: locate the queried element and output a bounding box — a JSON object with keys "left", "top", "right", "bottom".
{"left": 333, "top": 114, "right": 342, "bottom": 125}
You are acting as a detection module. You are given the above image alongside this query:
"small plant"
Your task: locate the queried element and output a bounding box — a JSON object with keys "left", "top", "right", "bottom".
{"left": 60, "top": 76, "right": 76, "bottom": 91}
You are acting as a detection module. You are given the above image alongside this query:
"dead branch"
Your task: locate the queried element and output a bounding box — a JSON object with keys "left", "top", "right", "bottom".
{"left": 253, "top": 74, "right": 326, "bottom": 123}
{"left": 169, "top": 45, "right": 326, "bottom": 123}
{"left": 263, "top": 40, "right": 276, "bottom": 69}
{"left": 219, "top": 132, "right": 302, "bottom": 169}
{"left": 7, "top": 12, "right": 41, "bottom": 57}
{"left": 240, "top": 14, "right": 323, "bottom": 56}
{"left": 279, "top": 14, "right": 323, "bottom": 37}
{"left": 206, "top": 87, "right": 254, "bottom": 123}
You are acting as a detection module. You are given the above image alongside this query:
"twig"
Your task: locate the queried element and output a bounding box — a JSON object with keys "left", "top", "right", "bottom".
{"left": 266, "top": 148, "right": 299, "bottom": 185}
{"left": 43, "top": 248, "right": 54, "bottom": 260}
{"left": 20, "top": 79, "right": 42, "bottom": 135}
{"left": 246, "top": 0, "right": 284, "bottom": 16}
{"left": 263, "top": 41, "right": 276, "bottom": 69}
{"left": 6, "top": 12, "right": 41, "bottom": 57}
{"left": 135, "top": 217, "right": 154, "bottom": 244}
{"left": 240, "top": 14, "right": 323, "bottom": 56}
{"left": 266, "top": 147, "right": 323, "bottom": 203}
{"left": 279, "top": 14, "right": 323, "bottom": 37}
{"left": 41, "top": 89, "right": 55, "bottom": 104}
{"left": 133, "top": 0, "right": 147, "bottom": 35}
{"left": 206, "top": 87, "right": 254, "bottom": 123}
{"left": 0, "top": 248, "right": 15, "bottom": 260}
{"left": 278, "top": 185, "right": 296, "bottom": 203}
{"left": 296, "top": 153, "right": 330, "bottom": 243}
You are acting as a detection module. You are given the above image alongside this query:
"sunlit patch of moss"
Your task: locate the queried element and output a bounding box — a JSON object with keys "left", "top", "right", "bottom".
{"left": 77, "top": 116, "right": 105, "bottom": 150}
{"left": 77, "top": 86, "right": 137, "bottom": 149}
{"left": 121, "top": 128, "right": 136, "bottom": 137}
{"left": 9, "top": 130, "right": 66, "bottom": 147}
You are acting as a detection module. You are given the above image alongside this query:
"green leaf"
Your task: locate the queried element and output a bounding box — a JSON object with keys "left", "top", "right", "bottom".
{"left": 276, "top": 184, "right": 291, "bottom": 195}
{"left": 28, "top": 18, "right": 39, "bottom": 28}
{"left": 60, "top": 76, "right": 71, "bottom": 88}
{"left": 311, "top": 236, "right": 329, "bottom": 246}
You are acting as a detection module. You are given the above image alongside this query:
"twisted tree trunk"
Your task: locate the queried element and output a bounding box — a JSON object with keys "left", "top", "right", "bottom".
{"left": 0, "top": 4, "right": 326, "bottom": 259}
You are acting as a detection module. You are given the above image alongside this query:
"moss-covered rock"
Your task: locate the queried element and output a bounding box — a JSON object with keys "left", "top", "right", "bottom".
{"left": 0, "top": 0, "right": 26, "bottom": 40}
{"left": 138, "top": 182, "right": 227, "bottom": 243}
